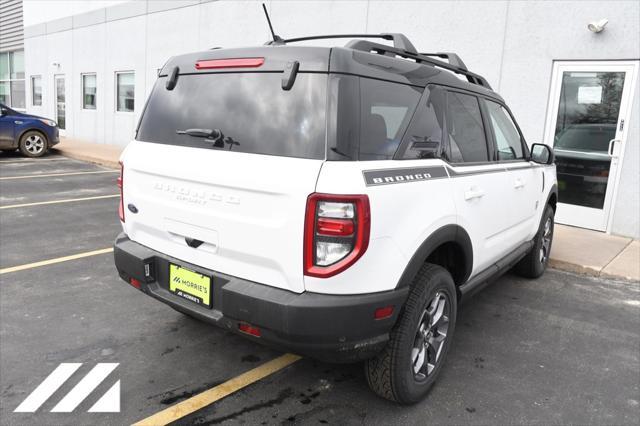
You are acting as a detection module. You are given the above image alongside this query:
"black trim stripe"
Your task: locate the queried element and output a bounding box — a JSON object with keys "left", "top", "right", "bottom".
{"left": 362, "top": 166, "right": 448, "bottom": 186}
{"left": 362, "top": 164, "right": 542, "bottom": 186}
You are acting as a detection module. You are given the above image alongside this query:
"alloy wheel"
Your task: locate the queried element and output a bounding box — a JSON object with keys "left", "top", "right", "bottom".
{"left": 411, "top": 291, "right": 450, "bottom": 380}
{"left": 539, "top": 217, "right": 552, "bottom": 264}
{"left": 24, "top": 135, "right": 45, "bottom": 155}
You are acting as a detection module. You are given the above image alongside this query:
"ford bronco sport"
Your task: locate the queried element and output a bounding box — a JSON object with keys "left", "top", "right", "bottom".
{"left": 113, "top": 33, "right": 557, "bottom": 404}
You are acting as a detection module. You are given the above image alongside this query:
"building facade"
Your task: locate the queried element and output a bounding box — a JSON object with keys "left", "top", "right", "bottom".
{"left": 16, "top": 0, "right": 640, "bottom": 239}
{"left": 0, "top": 0, "right": 25, "bottom": 110}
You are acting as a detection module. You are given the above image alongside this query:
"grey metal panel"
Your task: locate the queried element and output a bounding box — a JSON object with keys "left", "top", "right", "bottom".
{"left": 148, "top": 0, "right": 199, "bottom": 14}
{"left": 106, "top": 0, "right": 147, "bottom": 22}
{"left": 23, "top": 23, "right": 46, "bottom": 39}
{"left": 0, "top": 0, "right": 23, "bottom": 52}
{"left": 73, "top": 7, "right": 106, "bottom": 29}
{"left": 45, "top": 16, "right": 73, "bottom": 34}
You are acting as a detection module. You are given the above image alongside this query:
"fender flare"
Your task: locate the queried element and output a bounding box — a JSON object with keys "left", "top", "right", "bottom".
{"left": 395, "top": 224, "right": 473, "bottom": 289}
{"left": 546, "top": 183, "right": 558, "bottom": 210}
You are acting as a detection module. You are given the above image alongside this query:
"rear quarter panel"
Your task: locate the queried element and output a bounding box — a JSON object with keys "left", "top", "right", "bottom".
{"left": 310, "top": 159, "right": 456, "bottom": 295}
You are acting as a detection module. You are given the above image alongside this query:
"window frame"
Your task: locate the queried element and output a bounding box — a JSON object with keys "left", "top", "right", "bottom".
{"left": 81, "top": 72, "right": 97, "bottom": 110}
{"left": 441, "top": 87, "right": 495, "bottom": 166}
{"left": 0, "top": 51, "right": 26, "bottom": 111}
{"left": 31, "top": 75, "right": 42, "bottom": 106}
{"left": 480, "top": 98, "right": 530, "bottom": 163}
{"left": 115, "top": 70, "right": 135, "bottom": 113}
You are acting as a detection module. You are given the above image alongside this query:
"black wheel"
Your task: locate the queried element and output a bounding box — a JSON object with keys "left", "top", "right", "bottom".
{"left": 365, "top": 264, "right": 457, "bottom": 404}
{"left": 18, "top": 130, "right": 48, "bottom": 158}
{"left": 515, "top": 204, "right": 554, "bottom": 278}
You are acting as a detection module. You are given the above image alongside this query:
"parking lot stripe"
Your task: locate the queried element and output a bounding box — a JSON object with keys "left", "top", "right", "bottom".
{"left": 0, "top": 157, "right": 71, "bottom": 164}
{"left": 0, "top": 170, "right": 118, "bottom": 180}
{"left": 0, "top": 248, "right": 114, "bottom": 274}
{"left": 132, "top": 353, "right": 302, "bottom": 426}
{"left": 0, "top": 194, "right": 120, "bottom": 210}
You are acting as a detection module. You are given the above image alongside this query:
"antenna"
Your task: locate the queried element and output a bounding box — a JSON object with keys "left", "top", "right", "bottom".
{"left": 262, "top": 3, "right": 284, "bottom": 44}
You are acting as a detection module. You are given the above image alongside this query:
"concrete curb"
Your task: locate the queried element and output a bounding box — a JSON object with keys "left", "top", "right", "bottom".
{"left": 53, "top": 150, "right": 120, "bottom": 169}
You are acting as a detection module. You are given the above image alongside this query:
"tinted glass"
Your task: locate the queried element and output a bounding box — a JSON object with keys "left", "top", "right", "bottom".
{"left": 32, "top": 76, "right": 42, "bottom": 106}
{"left": 485, "top": 100, "right": 523, "bottom": 160}
{"left": 10, "top": 80, "right": 24, "bottom": 109}
{"left": 137, "top": 73, "right": 327, "bottom": 159}
{"left": 446, "top": 92, "right": 488, "bottom": 163}
{"left": 401, "top": 85, "right": 446, "bottom": 159}
{"left": 83, "top": 74, "right": 97, "bottom": 109}
{"left": 553, "top": 71, "right": 624, "bottom": 209}
{"left": 359, "top": 78, "right": 422, "bottom": 160}
{"left": 117, "top": 72, "right": 134, "bottom": 112}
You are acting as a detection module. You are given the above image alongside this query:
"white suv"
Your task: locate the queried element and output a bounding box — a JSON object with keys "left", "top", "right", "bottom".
{"left": 113, "top": 34, "right": 557, "bottom": 404}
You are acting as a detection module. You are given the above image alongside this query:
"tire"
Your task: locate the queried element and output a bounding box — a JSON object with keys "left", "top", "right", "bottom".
{"left": 365, "top": 263, "right": 457, "bottom": 404}
{"left": 515, "top": 204, "right": 555, "bottom": 278}
{"left": 18, "top": 130, "right": 48, "bottom": 158}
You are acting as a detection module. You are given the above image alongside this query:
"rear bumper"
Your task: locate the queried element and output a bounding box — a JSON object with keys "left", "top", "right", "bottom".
{"left": 113, "top": 233, "right": 408, "bottom": 363}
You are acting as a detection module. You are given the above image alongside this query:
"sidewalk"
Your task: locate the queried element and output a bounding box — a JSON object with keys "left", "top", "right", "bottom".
{"left": 52, "top": 136, "right": 123, "bottom": 169}
{"left": 53, "top": 137, "right": 639, "bottom": 283}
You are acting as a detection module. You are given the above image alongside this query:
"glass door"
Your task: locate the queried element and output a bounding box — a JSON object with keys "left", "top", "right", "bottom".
{"left": 543, "top": 61, "right": 638, "bottom": 231}
{"left": 54, "top": 75, "right": 65, "bottom": 131}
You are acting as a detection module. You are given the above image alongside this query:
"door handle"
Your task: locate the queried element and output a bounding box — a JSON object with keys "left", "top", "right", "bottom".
{"left": 14, "top": 120, "right": 23, "bottom": 125}
{"left": 464, "top": 188, "right": 485, "bottom": 201}
{"left": 608, "top": 139, "right": 621, "bottom": 157}
{"left": 514, "top": 179, "right": 525, "bottom": 189}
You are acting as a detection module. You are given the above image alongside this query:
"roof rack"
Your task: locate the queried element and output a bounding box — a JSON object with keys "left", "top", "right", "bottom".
{"left": 266, "top": 33, "right": 418, "bottom": 54}
{"left": 344, "top": 39, "right": 492, "bottom": 89}
{"left": 265, "top": 32, "right": 491, "bottom": 90}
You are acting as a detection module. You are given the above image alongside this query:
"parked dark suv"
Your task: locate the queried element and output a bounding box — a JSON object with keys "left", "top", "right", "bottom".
{"left": 0, "top": 103, "right": 59, "bottom": 157}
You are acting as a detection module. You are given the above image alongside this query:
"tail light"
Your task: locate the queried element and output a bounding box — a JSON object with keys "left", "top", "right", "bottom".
{"left": 117, "top": 161, "right": 124, "bottom": 222}
{"left": 304, "top": 193, "right": 370, "bottom": 278}
{"left": 195, "top": 57, "right": 264, "bottom": 70}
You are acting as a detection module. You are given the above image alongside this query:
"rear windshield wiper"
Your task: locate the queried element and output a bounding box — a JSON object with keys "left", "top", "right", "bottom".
{"left": 176, "top": 128, "right": 222, "bottom": 139}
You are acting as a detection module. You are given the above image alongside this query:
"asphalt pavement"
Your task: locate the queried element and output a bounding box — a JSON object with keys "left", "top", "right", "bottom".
{"left": 0, "top": 151, "right": 638, "bottom": 425}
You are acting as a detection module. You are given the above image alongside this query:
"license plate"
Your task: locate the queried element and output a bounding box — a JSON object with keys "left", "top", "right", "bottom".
{"left": 169, "top": 264, "right": 212, "bottom": 308}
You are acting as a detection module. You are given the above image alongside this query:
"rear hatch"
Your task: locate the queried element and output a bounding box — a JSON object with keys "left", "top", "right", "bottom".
{"left": 121, "top": 48, "right": 329, "bottom": 293}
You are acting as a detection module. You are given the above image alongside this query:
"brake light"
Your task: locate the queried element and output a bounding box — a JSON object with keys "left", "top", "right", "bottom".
{"left": 195, "top": 57, "right": 264, "bottom": 70}
{"left": 304, "top": 193, "right": 370, "bottom": 278}
{"left": 117, "top": 161, "right": 124, "bottom": 222}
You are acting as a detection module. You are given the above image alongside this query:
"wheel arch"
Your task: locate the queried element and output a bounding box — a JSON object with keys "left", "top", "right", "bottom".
{"left": 17, "top": 127, "right": 49, "bottom": 147}
{"left": 395, "top": 224, "right": 473, "bottom": 290}
{"left": 546, "top": 183, "right": 558, "bottom": 212}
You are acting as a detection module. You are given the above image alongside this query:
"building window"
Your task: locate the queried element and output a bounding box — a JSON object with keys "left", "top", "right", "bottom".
{"left": 0, "top": 50, "right": 25, "bottom": 109}
{"left": 31, "top": 76, "right": 42, "bottom": 106}
{"left": 82, "top": 73, "right": 97, "bottom": 109}
{"left": 116, "top": 71, "right": 134, "bottom": 112}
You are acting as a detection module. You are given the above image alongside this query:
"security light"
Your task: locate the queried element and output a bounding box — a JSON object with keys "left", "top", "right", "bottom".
{"left": 588, "top": 19, "right": 608, "bottom": 33}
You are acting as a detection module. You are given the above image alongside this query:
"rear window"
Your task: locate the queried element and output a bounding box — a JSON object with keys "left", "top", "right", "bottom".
{"left": 327, "top": 75, "right": 423, "bottom": 161}
{"left": 136, "top": 73, "right": 327, "bottom": 159}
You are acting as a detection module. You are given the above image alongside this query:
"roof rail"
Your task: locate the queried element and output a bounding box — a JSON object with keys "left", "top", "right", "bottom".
{"left": 345, "top": 39, "right": 492, "bottom": 89}
{"left": 266, "top": 33, "right": 418, "bottom": 54}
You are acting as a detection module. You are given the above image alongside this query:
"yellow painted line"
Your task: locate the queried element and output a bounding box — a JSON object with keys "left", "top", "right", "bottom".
{"left": 0, "top": 248, "right": 114, "bottom": 274}
{"left": 0, "top": 170, "right": 118, "bottom": 180}
{"left": 1, "top": 194, "right": 120, "bottom": 210}
{"left": 133, "top": 353, "right": 302, "bottom": 426}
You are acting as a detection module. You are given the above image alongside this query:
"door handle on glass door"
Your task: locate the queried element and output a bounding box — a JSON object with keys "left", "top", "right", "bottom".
{"left": 608, "top": 139, "right": 621, "bottom": 157}
{"left": 514, "top": 179, "right": 525, "bottom": 189}
{"left": 464, "top": 188, "right": 485, "bottom": 201}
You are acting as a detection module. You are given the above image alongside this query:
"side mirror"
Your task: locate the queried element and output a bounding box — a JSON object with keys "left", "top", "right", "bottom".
{"left": 530, "top": 143, "right": 554, "bottom": 165}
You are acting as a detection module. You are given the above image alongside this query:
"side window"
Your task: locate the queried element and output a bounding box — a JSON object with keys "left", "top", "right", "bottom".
{"left": 359, "top": 78, "right": 422, "bottom": 161}
{"left": 401, "top": 85, "right": 446, "bottom": 159}
{"left": 485, "top": 100, "right": 524, "bottom": 160}
{"left": 445, "top": 91, "right": 489, "bottom": 163}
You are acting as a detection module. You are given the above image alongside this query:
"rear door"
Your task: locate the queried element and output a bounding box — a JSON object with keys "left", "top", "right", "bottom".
{"left": 444, "top": 90, "right": 517, "bottom": 275}
{"left": 122, "top": 71, "right": 328, "bottom": 294}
